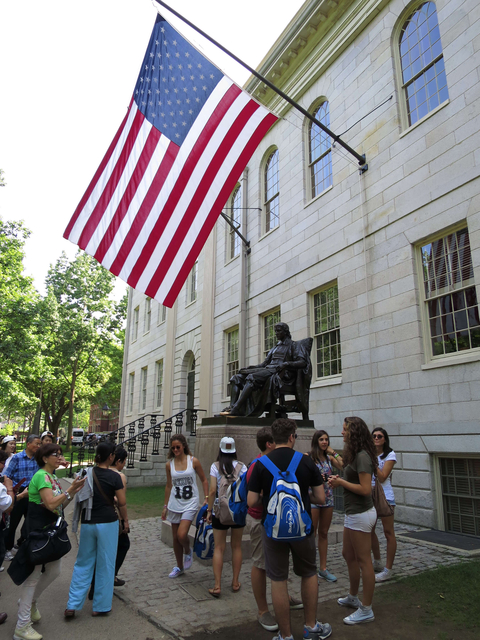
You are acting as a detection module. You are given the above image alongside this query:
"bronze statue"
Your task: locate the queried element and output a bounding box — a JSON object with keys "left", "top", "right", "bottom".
{"left": 220, "top": 323, "right": 313, "bottom": 420}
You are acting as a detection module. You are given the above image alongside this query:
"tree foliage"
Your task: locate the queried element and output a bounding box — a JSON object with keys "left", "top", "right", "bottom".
{"left": 0, "top": 220, "right": 39, "bottom": 416}
{"left": 0, "top": 223, "right": 127, "bottom": 445}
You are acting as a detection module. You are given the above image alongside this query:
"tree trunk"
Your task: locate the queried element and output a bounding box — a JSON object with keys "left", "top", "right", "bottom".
{"left": 66, "top": 362, "right": 78, "bottom": 452}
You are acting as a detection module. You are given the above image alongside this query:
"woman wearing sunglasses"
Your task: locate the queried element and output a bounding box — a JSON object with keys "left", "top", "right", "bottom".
{"left": 370, "top": 428, "right": 397, "bottom": 582}
{"left": 162, "top": 434, "right": 208, "bottom": 578}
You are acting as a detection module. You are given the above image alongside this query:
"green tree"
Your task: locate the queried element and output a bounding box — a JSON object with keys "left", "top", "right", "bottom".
{"left": 40, "top": 251, "right": 126, "bottom": 447}
{"left": 0, "top": 220, "right": 39, "bottom": 420}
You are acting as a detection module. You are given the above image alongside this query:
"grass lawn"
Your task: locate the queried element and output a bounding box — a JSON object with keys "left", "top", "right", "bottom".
{"left": 373, "top": 558, "right": 480, "bottom": 638}
{"left": 126, "top": 485, "right": 165, "bottom": 520}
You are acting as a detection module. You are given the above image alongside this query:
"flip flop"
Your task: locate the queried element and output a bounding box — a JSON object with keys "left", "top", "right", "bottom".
{"left": 208, "top": 587, "right": 221, "bottom": 598}
{"left": 232, "top": 582, "right": 241, "bottom": 592}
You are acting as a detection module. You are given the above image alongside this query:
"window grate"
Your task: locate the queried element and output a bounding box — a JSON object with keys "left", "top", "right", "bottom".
{"left": 440, "top": 457, "right": 480, "bottom": 537}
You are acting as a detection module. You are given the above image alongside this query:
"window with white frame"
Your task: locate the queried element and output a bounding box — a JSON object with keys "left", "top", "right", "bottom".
{"left": 263, "top": 309, "right": 281, "bottom": 358}
{"left": 398, "top": 2, "right": 448, "bottom": 127}
{"left": 132, "top": 306, "right": 139, "bottom": 341}
{"left": 140, "top": 367, "right": 148, "bottom": 412}
{"left": 226, "top": 184, "right": 241, "bottom": 262}
{"left": 264, "top": 149, "right": 279, "bottom": 234}
{"left": 225, "top": 328, "right": 239, "bottom": 397}
{"left": 144, "top": 297, "right": 151, "bottom": 333}
{"left": 159, "top": 304, "right": 167, "bottom": 324}
{"left": 155, "top": 360, "right": 164, "bottom": 409}
{"left": 186, "top": 262, "right": 197, "bottom": 304}
{"left": 308, "top": 101, "right": 332, "bottom": 199}
{"left": 420, "top": 227, "right": 480, "bottom": 358}
{"left": 128, "top": 372, "right": 135, "bottom": 414}
{"left": 313, "top": 284, "right": 341, "bottom": 379}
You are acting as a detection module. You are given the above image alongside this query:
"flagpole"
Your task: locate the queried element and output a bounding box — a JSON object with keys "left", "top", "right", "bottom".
{"left": 154, "top": 0, "right": 367, "bottom": 169}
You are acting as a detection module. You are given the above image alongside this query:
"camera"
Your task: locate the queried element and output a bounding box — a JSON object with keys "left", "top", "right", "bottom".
{"left": 80, "top": 469, "right": 87, "bottom": 478}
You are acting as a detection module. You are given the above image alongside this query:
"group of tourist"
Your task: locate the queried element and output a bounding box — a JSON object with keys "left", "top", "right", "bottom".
{"left": 1, "top": 415, "right": 397, "bottom": 640}
{"left": 161, "top": 416, "right": 397, "bottom": 640}
{"left": 0, "top": 433, "right": 131, "bottom": 639}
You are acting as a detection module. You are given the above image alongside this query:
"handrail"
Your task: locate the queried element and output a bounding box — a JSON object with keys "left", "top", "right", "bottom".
{"left": 68, "top": 408, "right": 206, "bottom": 476}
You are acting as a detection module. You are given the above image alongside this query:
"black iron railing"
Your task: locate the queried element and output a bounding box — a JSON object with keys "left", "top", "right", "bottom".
{"left": 68, "top": 408, "right": 205, "bottom": 476}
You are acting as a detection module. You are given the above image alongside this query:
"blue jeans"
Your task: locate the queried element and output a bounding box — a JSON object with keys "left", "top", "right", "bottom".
{"left": 67, "top": 522, "right": 119, "bottom": 613}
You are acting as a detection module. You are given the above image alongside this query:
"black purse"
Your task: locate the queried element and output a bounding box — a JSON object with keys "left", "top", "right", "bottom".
{"left": 27, "top": 517, "right": 72, "bottom": 565}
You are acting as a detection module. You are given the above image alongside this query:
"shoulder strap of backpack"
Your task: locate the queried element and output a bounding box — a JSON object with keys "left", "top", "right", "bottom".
{"left": 258, "top": 454, "right": 280, "bottom": 478}
{"left": 286, "top": 450, "right": 303, "bottom": 475}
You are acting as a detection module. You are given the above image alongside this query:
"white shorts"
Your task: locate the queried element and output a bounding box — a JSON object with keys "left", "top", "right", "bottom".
{"left": 167, "top": 508, "right": 198, "bottom": 524}
{"left": 344, "top": 506, "right": 377, "bottom": 533}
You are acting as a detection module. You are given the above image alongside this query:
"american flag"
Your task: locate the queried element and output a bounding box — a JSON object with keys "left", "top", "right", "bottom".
{"left": 64, "top": 14, "right": 277, "bottom": 307}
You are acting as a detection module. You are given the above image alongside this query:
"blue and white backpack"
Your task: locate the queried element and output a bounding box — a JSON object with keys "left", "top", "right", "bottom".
{"left": 193, "top": 505, "right": 214, "bottom": 560}
{"left": 258, "top": 451, "right": 312, "bottom": 541}
{"left": 227, "top": 461, "right": 256, "bottom": 526}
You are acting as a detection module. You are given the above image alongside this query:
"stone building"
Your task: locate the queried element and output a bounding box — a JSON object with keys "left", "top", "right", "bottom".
{"left": 119, "top": 0, "right": 480, "bottom": 534}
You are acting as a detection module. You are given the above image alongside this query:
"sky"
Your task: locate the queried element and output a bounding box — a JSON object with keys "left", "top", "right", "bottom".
{"left": 0, "top": 0, "right": 305, "bottom": 298}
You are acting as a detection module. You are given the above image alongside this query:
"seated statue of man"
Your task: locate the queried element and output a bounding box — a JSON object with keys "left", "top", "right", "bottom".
{"left": 220, "top": 322, "right": 308, "bottom": 418}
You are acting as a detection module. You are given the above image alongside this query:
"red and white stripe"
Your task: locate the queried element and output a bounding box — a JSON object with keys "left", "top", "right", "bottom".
{"left": 64, "top": 76, "right": 277, "bottom": 307}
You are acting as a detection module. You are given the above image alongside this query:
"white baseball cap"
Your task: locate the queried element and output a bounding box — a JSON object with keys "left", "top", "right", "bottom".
{"left": 220, "top": 436, "right": 236, "bottom": 453}
{"left": 41, "top": 431, "right": 54, "bottom": 440}
{"left": 2, "top": 435, "right": 16, "bottom": 443}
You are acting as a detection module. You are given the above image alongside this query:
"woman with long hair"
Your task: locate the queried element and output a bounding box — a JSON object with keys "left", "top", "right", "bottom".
{"left": 162, "top": 434, "right": 208, "bottom": 578}
{"left": 328, "top": 417, "right": 377, "bottom": 625}
{"left": 13, "top": 443, "right": 85, "bottom": 640}
{"left": 309, "top": 430, "right": 343, "bottom": 582}
{"left": 206, "top": 437, "right": 247, "bottom": 598}
{"left": 371, "top": 427, "right": 397, "bottom": 582}
{"left": 65, "top": 441, "right": 129, "bottom": 618}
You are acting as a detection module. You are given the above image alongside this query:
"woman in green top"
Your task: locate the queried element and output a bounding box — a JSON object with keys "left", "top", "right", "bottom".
{"left": 14, "top": 443, "right": 85, "bottom": 640}
{"left": 328, "top": 417, "right": 378, "bottom": 626}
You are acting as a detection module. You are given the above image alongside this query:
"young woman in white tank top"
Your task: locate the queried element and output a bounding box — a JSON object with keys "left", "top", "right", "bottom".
{"left": 162, "top": 434, "right": 208, "bottom": 578}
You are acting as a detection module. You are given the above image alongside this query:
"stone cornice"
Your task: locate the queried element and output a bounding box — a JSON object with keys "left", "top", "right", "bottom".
{"left": 245, "top": 0, "right": 391, "bottom": 116}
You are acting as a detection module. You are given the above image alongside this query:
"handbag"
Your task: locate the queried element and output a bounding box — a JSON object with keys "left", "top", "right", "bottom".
{"left": 372, "top": 475, "right": 394, "bottom": 518}
{"left": 27, "top": 517, "right": 72, "bottom": 565}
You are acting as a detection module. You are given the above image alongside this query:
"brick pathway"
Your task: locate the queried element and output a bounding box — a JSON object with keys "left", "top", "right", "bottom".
{"left": 114, "top": 514, "right": 466, "bottom": 638}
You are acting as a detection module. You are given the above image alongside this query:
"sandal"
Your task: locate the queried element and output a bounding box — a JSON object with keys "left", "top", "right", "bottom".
{"left": 232, "top": 582, "right": 241, "bottom": 593}
{"left": 208, "top": 587, "right": 221, "bottom": 598}
{"left": 64, "top": 609, "right": 75, "bottom": 619}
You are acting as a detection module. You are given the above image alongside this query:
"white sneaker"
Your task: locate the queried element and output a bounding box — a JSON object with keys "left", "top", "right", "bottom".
{"left": 337, "top": 594, "right": 361, "bottom": 608}
{"left": 343, "top": 607, "right": 375, "bottom": 625}
{"left": 31, "top": 601, "right": 41, "bottom": 623}
{"left": 184, "top": 551, "right": 193, "bottom": 570}
{"left": 13, "top": 624, "right": 43, "bottom": 640}
{"left": 168, "top": 566, "right": 184, "bottom": 578}
{"left": 375, "top": 568, "right": 392, "bottom": 582}
{"left": 5, "top": 550, "right": 17, "bottom": 561}
{"left": 0, "top": 566, "right": 4, "bottom": 572}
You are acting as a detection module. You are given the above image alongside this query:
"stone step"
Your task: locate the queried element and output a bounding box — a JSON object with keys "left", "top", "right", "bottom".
{"left": 160, "top": 520, "right": 344, "bottom": 565}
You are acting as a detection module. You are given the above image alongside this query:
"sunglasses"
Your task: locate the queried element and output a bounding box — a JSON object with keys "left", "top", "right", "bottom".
{"left": 172, "top": 445, "right": 183, "bottom": 450}
{"left": 372, "top": 434, "right": 384, "bottom": 439}
{"left": 49, "top": 452, "right": 61, "bottom": 457}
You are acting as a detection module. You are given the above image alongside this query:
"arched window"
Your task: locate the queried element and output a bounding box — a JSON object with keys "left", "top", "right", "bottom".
{"left": 226, "top": 184, "right": 241, "bottom": 261}
{"left": 308, "top": 101, "right": 332, "bottom": 199}
{"left": 264, "top": 149, "right": 279, "bottom": 233}
{"left": 399, "top": 2, "right": 448, "bottom": 127}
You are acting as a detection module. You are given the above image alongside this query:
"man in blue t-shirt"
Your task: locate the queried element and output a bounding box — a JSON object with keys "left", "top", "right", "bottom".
{"left": 3, "top": 434, "right": 41, "bottom": 555}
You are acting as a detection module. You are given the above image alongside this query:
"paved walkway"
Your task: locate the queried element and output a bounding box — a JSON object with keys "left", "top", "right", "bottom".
{"left": 115, "top": 515, "right": 466, "bottom": 638}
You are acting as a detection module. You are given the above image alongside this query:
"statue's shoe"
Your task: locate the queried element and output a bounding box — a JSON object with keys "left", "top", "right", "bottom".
{"left": 216, "top": 407, "right": 232, "bottom": 416}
